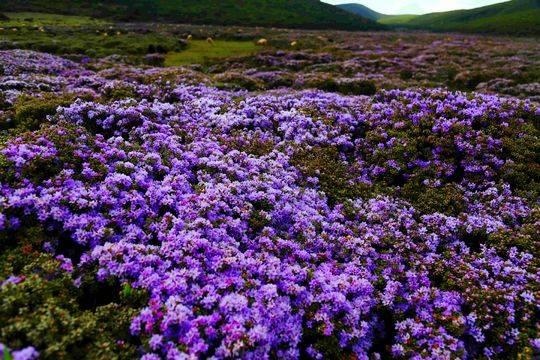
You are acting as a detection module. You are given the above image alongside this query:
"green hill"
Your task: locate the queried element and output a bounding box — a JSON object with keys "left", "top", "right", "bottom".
{"left": 338, "top": 3, "right": 418, "bottom": 25}
{"left": 337, "top": 3, "right": 385, "bottom": 20}
{"left": 0, "top": 0, "right": 384, "bottom": 31}
{"left": 404, "top": 0, "right": 540, "bottom": 35}
{"left": 378, "top": 15, "right": 419, "bottom": 25}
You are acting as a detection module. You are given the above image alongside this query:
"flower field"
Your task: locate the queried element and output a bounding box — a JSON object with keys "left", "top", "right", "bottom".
{"left": 0, "top": 29, "right": 539, "bottom": 360}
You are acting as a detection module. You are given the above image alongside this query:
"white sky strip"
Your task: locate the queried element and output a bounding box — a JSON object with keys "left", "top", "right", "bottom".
{"left": 323, "top": 0, "right": 510, "bottom": 15}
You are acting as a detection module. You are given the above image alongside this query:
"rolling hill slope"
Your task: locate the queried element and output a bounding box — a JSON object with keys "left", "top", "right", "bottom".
{"left": 336, "top": 3, "right": 385, "bottom": 20}
{"left": 337, "top": 3, "right": 418, "bottom": 25}
{"left": 0, "top": 0, "right": 383, "bottom": 31}
{"left": 405, "top": 0, "right": 540, "bottom": 35}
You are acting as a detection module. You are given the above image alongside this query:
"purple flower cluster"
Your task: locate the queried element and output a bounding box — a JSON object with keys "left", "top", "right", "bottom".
{"left": 0, "top": 50, "right": 80, "bottom": 76}
{"left": 0, "top": 50, "right": 208, "bottom": 113}
{"left": 0, "top": 344, "right": 39, "bottom": 360}
{"left": 0, "top": 50, "right": 539, "bottom": 358}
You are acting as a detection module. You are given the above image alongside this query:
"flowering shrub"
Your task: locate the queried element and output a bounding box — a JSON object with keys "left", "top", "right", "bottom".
{"left": 0, "top": 251, "right": 143, "bottom": 359}
{"left": 0, "top": 49, "right": 539, "bottom": 359}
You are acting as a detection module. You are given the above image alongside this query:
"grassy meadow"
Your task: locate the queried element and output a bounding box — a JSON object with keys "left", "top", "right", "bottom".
{"left": 1, "top": 12, "right": 107, "bottom": 27}
{"left": 164, "top": 40, "right": 259, "bottom": 66}
{"left": 0, "top": 13, "right": 264, "bottom": 63}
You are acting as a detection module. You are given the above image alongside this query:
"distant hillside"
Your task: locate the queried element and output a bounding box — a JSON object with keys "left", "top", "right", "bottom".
{"left": 0, "top": 0, "right": 384, "bottom": 31}
{"left": 405, "top": 0, "right": 540, "bottom": 35}
{"left": 378, "top": 15, "right": 419, "bottom": 25}
{"left": 338, "top": 3, "right": 418, "bottom": 25}
{"left": 337, "top": 3, "right": 385, "bottom": 20}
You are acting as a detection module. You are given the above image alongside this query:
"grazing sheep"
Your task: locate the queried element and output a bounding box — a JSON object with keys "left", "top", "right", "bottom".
{"left": 257, "top": 38, "right": 268, "bottom": 46}
{"left": 207, "top": 37, "right": 214, "bottom": 45}
{"left": 290, "top": 41, "right": 298, "bottom": 47}
{"left": 187, "top": 34, "right": 193, "bottom": 40}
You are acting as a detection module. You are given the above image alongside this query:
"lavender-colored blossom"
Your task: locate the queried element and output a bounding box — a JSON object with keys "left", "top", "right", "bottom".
{"left": 12, "top": 347, "right": 39, "bottom": 360}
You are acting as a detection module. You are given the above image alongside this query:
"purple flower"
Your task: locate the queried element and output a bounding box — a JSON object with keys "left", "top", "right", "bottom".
{"left": 12, "top": 347, "right": 39, "bottom": 360}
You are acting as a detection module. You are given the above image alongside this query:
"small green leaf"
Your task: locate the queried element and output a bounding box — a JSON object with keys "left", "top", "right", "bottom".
{"left": 4, "top": 349, "right": 13, "bottom": 360}
{"left": 122, "top": 283, "right": 133, "bottom": 298}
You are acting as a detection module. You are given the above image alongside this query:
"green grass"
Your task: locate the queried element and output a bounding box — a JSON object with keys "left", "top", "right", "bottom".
{"left": 1, "top": 12, "right": 108, "bottom": 27}
{"left": 0, "top": 28, "right": 185, "bottom": 57}
{"left": 0, "top": 13, "right": 258, "bottom": 62}
{"left": 378, "top": 15, "right": 418, "bottom": 25}
{"left": 164, "top": 40, "right": 259, "bottom": 66}
{"left": 0, "top": 13, "right": 186, "bottom": 58}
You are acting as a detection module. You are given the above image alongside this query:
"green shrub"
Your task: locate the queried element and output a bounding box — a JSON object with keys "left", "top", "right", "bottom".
{"left": 0, "top": 245, "right": 146, "bottom": 360}
{"left": 10, "top": 94, "right": 76, "bottom": 131}
{"left": 0, "top": 222, "right": 147, "bottom": 359}
{"left": 224, "top": 132, "right": 275, "bottom": 156}
{"left": 301, "top": 326, "right": 354, "bottom": 359}
{"left": 500, "top": 123, "right": 540, "bottom": 200}
{"left": 338, "top": 80, "right": 377, "bottom": 96}
{"left": 102, "top": 85, "right": 139, "bottom": 101}
{"left": 399, "top": 69, "right": 414, "bottom": 80}
{"left": 33, "top": 42, "right": 63, "bottom": 54}
{"left": 146, "top": 44, "right": 168, "bottom": 54}
{"left": 143, "top": 54, "right": 166, "bottom": 67}
{"left": 308, "top": 78, "right": 377, "bottom": 96}
{"left": 248, "top": 199, "right": 273, "bottom": 235}
{"left": 214, "top": 73, "right": 263, "bottom": 91}
{"left": 401, "top": 181, "right": 466, "bottom": 216}
{"left": 487, "top": 207, "right": 540, "bottom": 255}
{"left": 291, "top": 146, "right": 371, "bottom": 205}
{"left": 310, "top": 78, "right": 339, "bottom": 93}
{"left": 451, "top": 71, "right": 491, "bottom": 91}
{"left": 0, "top": 92, "right": 9, "bottom": 110}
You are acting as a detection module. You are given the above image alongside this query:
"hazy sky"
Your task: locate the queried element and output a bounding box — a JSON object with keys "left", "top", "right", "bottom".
{"left": 322, "top": 0, "right": 510, "bottom": 15}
